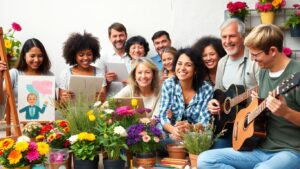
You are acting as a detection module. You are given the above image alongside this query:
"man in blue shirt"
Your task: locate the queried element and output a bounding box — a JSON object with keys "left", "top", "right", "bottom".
{"left": 151, "top": 31, "right": 172, "bottom": 71}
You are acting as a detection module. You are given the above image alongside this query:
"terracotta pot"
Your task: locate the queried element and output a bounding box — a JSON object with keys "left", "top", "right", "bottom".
{"left": 189, "top": 153, "right": 198, "bottom": 169}
{"left": 167, "top": 144, "right": 187, "bottom": 159}
{"left": 11, "top": 166, "right": 31, "bottom": 169}
{"left": 135, "top": 152, "right": 156, "bottom": 168}
{"left": 260, "top": 11, "right": 275, "bottom": 24}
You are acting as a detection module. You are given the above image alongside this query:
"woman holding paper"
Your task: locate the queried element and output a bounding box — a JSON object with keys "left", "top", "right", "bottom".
{"left": 159, "top": 48, "right": 213, "bottom": 141}
{"left": 114, "top": 57, "right": 161, "bottom": 118}
{"left": 58, "top": 32, "right": 106, "bottom": 103}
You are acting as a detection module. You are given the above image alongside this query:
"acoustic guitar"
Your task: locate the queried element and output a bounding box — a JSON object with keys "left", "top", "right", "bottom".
{"left": 213, "top": 84, "right": 258, "bottom": 135}
{"left": 232, "top": 72, "right": 300, "bottom": 151}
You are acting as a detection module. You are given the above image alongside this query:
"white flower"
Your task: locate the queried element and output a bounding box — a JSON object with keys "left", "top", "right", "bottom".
{"left": 93, "top": 101, "right": 102, "bottom": 108}
{"left": 101, "top": 101, "right": 109, "bottom": 108}
{"left": 104, "top": 109, "right": 114, "bottom": 114}
{"left": 114, "top": 126, "right": 127, "bottom": 137}
{"left": 17, "top": 135, "right": 30, "bottom": 143}
{"left": 68, "top": 135, "right": 78, "bottom": 144}
{"left": 139, "top": 117, "right": 151, "bottom": 124}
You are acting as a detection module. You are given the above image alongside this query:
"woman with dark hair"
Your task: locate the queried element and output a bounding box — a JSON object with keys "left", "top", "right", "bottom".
{"left": 58, "top": 31, "right": 106, "bottom": 103}
{"left": 0, "top": 38, "right": 53, "bottom": 104}
{"left": 125, "top": 35, "right": 149, "bottom": 60}
{"left": 159, "top": 48, "right": 213, "bottom": 141}
{"left": 192, "top": 36, "right": 226, "bottom": 86}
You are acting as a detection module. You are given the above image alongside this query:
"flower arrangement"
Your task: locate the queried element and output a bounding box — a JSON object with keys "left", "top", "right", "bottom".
{"left": 68, "top": 132, "right": 100, "bottom": 160}
{"left": 284, "top": 4, "right": 300, "bottom": 28}
{"left": 255, "top": 0, "right": 286, "bottom": 12}
{"left": 283, "top": 47, "right": 292, "bottom": 57}
{"left": 127, "top": 117, "right": 162, "bottom": 154}
{"left": 226, "top": 1, "right": 249, "bottom": 21}
{"left": 3, "top": 22, "right": 22, "bottom": 68}
{"left": 40, "top": 120, "right": 71, "bottom": 149}
{"left": 23, "top": 122, "right": 43, "bottom": 139}
{"left": 0, "top": 136, "right": 49, "bottom": 168}
{"left": 183, "top": 124, "right": 214, "bottom": 155}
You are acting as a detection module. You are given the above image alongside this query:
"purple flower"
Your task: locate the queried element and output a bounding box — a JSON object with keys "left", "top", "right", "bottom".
{"left": 138, "top": 108, "right": 152, "bottom": 114}
{"left": 26, "top": 150, "right": 40, "bottom": 162}
{"left": 150, "top": 126, "right": 162, "bottom": 136}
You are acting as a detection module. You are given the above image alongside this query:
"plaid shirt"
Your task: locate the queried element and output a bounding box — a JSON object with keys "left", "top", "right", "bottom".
{"left": 159, "top": 77, "right": 213, "bottom": 127}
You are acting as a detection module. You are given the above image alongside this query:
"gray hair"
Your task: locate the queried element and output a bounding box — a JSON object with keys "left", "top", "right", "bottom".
{"left": 220, "top": 18, "right": 246, "bottom": 37}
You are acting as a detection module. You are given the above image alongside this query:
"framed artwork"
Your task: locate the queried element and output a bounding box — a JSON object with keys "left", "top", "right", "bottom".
{"left": 18, "top": 75, "right": 55, "bottom": 122}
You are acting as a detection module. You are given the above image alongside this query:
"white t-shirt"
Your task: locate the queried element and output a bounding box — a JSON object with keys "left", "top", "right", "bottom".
{"left": 223, "top": 56, "right": 245, "bottom": 90}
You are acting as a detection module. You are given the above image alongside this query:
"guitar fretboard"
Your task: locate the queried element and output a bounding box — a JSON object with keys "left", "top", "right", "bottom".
{"left": 231, "top": 86, "right": 258, "bottom": 107}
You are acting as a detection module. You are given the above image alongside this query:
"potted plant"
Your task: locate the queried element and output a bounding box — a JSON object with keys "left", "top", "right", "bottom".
{"left": 183, "top": 124, "right": 215, "bottom": 169}
{"left": 0, "top": 136, "right": 50, "bottom": 169}
{"left": 255, "top": 0, "right": 286, "bottom": 24}
{"left": 127, "top": 117, "right": 162, "bottom": 168}
{"left": 22, "top": 122, "right": 43, "bottom": 140}
{"left": 68, "top": 132, "right": 100, "bottom": 169}
{"left": 226, "top": 1, "right": 249, "bottom": 22}
{"left": 284, "top": 4, "right": 300, "bottom": 37}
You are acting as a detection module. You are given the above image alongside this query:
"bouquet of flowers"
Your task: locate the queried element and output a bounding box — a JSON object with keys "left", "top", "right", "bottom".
{"left": 3, "top": 22, "right": 22, "bottom": 68}
{"left": 69, "top": 132, "right": 100, "bottom": 160}
{"left": 226, "top": 1, "right": 249, "bottom": 21}
{"left": 255, "top": 0, "right": 286, "bottom": 12}
{"left": 127, "top": 117, "right": 162, "bottom": 154}
{"left": 22, "top": 122, "right": 43, "bottom": 139}
{"left": 284, "top": 4, "right": 300, "bottom": 28}
{"left": 0, "top": 136, "right": 49, "bottom": 168}
{"left": 40, "top": 120, "right": 71, "bottom": 149}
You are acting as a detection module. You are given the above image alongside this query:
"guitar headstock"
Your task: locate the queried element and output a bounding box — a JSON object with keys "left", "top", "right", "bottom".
{"left": 278, "top": 72, "right": 300, "bottom": 95}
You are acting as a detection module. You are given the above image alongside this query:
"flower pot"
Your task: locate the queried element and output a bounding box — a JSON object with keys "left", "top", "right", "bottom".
{"left": 103, "top": 159, "right": 126, "bottom": 169}
{"left": 126, "top": 150, "right": 133, "bottom": 168}
{"left": 9, "top": 166, "right": 31, "bottom": 169}
{"left": 32, "top": 164, "right": 46, "bottom": 169}
{"left": 74, "top": 155, "right": 99, "bottom": 169}
{"left": 231, "top": 15, "right": 245, "bottom": 22}
{"left": 46, "top": 148, "right": 71, "bottom": 169}
{"left": 189, "top": 153, "right": 198, "bottom": 169}
{"left": 290, "top": 24, "right": 300, "bottom": 37}
{"left": 136, "top": 152, "right": 156, "bottom": 168}
{"left": 45, "top": 160, "right": 69, "bottom": 169}
{"left": 260, "top": 11, "right": 275, "bottom": 24}
{"left": 167, "top": 144, "right": 187, "bottom": 159}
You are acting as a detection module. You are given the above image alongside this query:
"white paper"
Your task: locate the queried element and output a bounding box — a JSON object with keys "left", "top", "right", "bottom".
{"left": 106, "top": 62, "right": 129, "bottom": 82}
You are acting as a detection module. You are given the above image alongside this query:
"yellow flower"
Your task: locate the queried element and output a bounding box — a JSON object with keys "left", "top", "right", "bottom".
{"left": 8, "top": 150, "right": 22, "bottom": 165}
{"left": 0, "top": 138, "right": 14, "bottom": 150}
{"left": 15, "top": 141, "right": 29, "bottom": 152}
{"left": 272, "top": 0, "right": 282, "bottom": 9}
{"left": 89, "top": 114, "right": 96, "bottom": 121}
{"left": 78, "top": 132, "right": 88, "bottom": 141}
{"left": 99, "top": 114, "right": 105, "bottom": 119}
{"left": 37, "top": 142, "right": 50, "bottom": 155}
{"left": 35, "top": 135, "right": 45, "bottom": 141}
{"left": 86, "top": 133, "right": 96, "bottom": 141}
{"left": 4, "top": 39, "right": 12, "bottom": 49}
{"left": 87, "top": 110, "right": 94, "bottom": 116}
{"left": 131, "top": 98, "right": 138, "bottom": 107}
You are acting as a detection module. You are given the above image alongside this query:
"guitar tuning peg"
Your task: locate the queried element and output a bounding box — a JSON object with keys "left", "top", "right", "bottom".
{"left": 284, "top": 93, "right": 289, "bottom": 97}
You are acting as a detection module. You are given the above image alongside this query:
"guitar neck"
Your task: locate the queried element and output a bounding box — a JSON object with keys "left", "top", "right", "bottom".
{"left": 231, "top": 86, "right": 258, "bottom": 107}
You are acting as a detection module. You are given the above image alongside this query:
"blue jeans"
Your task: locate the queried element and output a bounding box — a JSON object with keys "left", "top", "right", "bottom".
{"left": 211, "top": 134, "right": 232, "bottom": 149}
{"left": 197, "top": 148, "right": 300, "bottom": 169}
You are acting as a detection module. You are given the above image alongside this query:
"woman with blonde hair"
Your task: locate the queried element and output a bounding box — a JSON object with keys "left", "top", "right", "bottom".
{"left": 114, "top": 57, "right": 160, "bottom": 118}
{"left": 160, "top": 47, "right": 177, "bottom": 82}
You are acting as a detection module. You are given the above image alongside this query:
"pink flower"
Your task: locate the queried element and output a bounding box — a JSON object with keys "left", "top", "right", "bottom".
{"left": 293, "top": 4, "right": 300, "bottom": 9}
{"left": 283, "top": 47, "right": 292, "bottom": 57}
{"left": 11, "top": 22, "right": 22, "bottom": 31}
{"left": 28, "top": 141, "right": 37, "bottom": 150}
{"left": 153, "top": 136, "right": 160, "bottom": 143}
{"left": 26, "top": 150, "right": 40, "bottom": 162}
{"left": 142, "top": 135, "right": 151, "bottom": 143}
{"left": 296, "top": 10, "right": 300, "bottom": 16}
{"left": 139, "top": 131, "right": 147, "bottom": 136}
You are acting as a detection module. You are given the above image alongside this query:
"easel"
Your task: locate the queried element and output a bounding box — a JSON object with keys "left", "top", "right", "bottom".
{"left": 0, "top": 27, "right": 22, "bottom": 139}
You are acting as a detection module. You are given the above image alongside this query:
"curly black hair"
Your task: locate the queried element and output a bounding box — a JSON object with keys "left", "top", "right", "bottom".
{"left": 63, "top": 31, "right": 100, "bottom": 65}
{"left": 125, "top": 35, "right": 149, "bottom": 59}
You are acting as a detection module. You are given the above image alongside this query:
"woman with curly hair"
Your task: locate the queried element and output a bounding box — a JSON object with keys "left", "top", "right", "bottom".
{"left": 125, "top": 35, "right": 149, "bottom": 60}
{"left": 58, "top": 31, "right": 106, "bottom": 103}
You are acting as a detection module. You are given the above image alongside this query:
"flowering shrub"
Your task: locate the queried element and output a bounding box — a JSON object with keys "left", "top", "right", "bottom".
{"left": 41, "top": 120, "right": 71, "bottom": 149}
{"left": 226, "top": 1, "right": 249, "bottom": 20}
{"left": 22, "top": 122, "right": 42, "bottom": 138}
{"left": 255, "top": 0, "right": 286, "bottom": 12}
{"left": 69, "top": 132, "right": 100, "bottom": 160}
{"left": 0, "top": 136, "right": 49, "bottom": 168}
{"left": 284, "top": 4, "right": 300, "bottom": 28}
{"left": 283, "top": 47, "right": 292, "bottom": 57}
{"left": 3, "top": 22, "right": 22, "bottom": 68}
{"left": 127, "top": 117, "right": 162, "bottom": 154}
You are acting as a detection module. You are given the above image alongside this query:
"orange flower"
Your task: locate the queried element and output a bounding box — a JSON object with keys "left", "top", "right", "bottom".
{"left": 64, "top": 127, "right": 69, "bottom": 133}
{"left": 8, "top": 150, "right": 22, "bottom": 164}
{"left": 0, "top": 138, "right": 14, "bottom": 150}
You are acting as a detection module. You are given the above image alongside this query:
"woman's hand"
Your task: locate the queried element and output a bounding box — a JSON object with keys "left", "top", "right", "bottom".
{"left": 0, "top": 61, "right": 8, "bottom": 79}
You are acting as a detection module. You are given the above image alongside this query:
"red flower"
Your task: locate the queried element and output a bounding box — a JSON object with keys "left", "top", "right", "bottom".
{"left": 40, "top": 125, "right": 53, "bottom": 135}
{"left": 283, "top": 47, "right": 292, "bottom": 57}
{"left": 11, "top": 22, "right": 22, "bottom": 31}
{"left": 63, "top": 140, "right": 70, "bottom": 148}
{"left": 59, "top": 121, "right": 68, "bottom": 127}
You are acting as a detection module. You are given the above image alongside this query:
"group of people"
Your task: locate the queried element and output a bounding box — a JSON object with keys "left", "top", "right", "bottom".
{"left": 0, "top": 18, "right": 299, "bottom": 168}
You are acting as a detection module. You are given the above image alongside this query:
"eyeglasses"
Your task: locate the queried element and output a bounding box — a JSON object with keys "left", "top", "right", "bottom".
{"left": 251, "top": 51, "right": 264, "bottom": 57}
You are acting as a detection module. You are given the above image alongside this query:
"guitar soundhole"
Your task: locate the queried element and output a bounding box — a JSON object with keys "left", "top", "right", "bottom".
{"left": 223, "top": 98, "right": 231, "bottom": 114}
{"left": 243, "top": 114, "right": 249, "bottom": 130}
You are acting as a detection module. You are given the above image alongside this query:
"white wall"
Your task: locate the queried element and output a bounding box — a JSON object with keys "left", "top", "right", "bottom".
{"left": 1, "top": 0, "right": 299, "bottom": 79}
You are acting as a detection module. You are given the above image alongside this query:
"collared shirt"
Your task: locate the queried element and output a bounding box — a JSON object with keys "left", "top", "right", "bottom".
{"left": 151, "top": 54, "right": 163, "bottom": 71}
{"left": 159, "top": 77, "right": 213, "bottom": 127}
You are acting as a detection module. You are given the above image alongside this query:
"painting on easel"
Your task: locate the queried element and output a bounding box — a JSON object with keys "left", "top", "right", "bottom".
{"left": 18, "top": 75, "right": 55, "bottom": 121}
